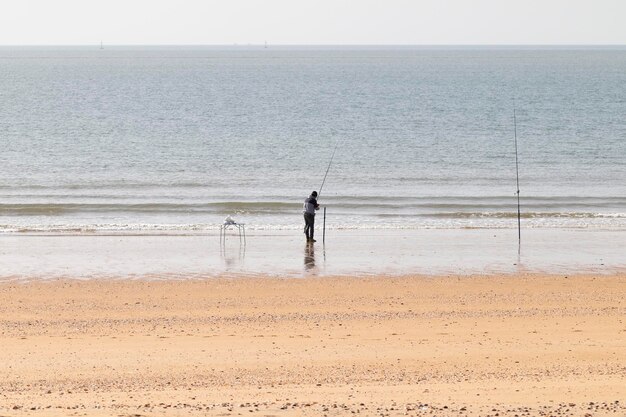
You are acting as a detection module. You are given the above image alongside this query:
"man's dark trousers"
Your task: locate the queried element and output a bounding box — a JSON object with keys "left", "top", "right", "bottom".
{"left": 304, "top": 213, "right": 315, "bottom": 240}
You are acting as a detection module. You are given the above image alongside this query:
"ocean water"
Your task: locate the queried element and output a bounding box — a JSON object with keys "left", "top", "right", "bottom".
{"left": 1, "top": 46, "right": 625, "bottom": 233}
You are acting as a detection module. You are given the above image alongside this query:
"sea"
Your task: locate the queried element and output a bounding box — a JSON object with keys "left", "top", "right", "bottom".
{"left": 1, "top": 46, "right": 625, "bottom": 234}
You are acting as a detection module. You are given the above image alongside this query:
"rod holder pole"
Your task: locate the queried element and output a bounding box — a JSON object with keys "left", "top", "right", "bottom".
{"left": 323, "top": 207, "right": 326, "bottom": 244}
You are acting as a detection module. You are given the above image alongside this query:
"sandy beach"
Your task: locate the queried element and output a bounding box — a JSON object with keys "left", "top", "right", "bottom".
{"left": 1, "top": 274, "right": 625, "bottom": 416}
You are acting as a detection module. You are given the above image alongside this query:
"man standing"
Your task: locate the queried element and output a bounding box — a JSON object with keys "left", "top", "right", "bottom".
{"left": 303, "top": 191, "right": 320, "bottom": 242}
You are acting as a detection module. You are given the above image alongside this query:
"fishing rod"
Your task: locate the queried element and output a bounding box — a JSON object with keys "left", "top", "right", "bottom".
{"left": 318, "top": 136, "right": 341, "bottom": 244}
{"left": 318, "top": 137, "right": 341, "bottom": 198}
{"left": 513, "top": 103, "right": 521, "bottom": 246}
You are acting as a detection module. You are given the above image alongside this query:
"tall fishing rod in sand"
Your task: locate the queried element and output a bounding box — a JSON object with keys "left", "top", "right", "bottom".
{"left": 513, "top": 103, "right": 521, "bottom": 249}
{"left": 318, "top": 137, "right": 341, "bottom": 244}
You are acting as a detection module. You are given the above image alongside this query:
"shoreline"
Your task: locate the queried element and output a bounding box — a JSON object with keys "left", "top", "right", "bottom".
{"left": 3, "top": 270, "right": 626, "bottom": 282}
{"left": 2, "top": 273, "right": 625, "bottom": 416}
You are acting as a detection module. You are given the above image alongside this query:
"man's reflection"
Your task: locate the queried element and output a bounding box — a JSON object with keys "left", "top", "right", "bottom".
{"left": 304, "top": 241, "right": 316, "bottom": 272}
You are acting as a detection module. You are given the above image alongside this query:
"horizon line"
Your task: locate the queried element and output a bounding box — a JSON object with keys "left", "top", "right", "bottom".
{"left": 1, "top": 43, "right": 626, "bottom": 47}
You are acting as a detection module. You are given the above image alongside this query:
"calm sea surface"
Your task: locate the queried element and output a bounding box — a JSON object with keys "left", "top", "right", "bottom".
{"left": 1, "top": 46, "right": 625, "bottom": 232}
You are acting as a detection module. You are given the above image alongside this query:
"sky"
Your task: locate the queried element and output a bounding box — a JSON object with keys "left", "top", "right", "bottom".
{"left": 1, "top": 0, "right": 625, "bottom": 45}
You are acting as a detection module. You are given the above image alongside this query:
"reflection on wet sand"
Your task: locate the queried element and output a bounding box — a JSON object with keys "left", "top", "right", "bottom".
{"left": 304, "top": 242, "right": 316, "bottom": 272}
{"left": 221, "top": 242, "right": 246, "bottom": 270}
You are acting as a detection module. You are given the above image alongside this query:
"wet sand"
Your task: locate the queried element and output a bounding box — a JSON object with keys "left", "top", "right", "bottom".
{"left": 1, "top": 228, "right": 625, "bottom": 279}
{"left": 1, "top": 274, "right": 625, "bottom": 416}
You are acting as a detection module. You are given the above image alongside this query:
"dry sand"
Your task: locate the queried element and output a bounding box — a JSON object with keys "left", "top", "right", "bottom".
{"left": 1, "top": 274, "right": 625, "bottom": 416}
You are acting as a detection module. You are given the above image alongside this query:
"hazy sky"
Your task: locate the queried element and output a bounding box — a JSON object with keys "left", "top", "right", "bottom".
{"left": 1, "top": 0, "right": 624, "bottom": 45}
